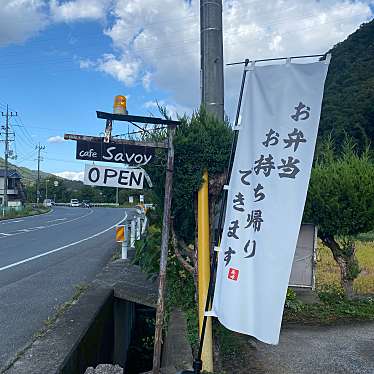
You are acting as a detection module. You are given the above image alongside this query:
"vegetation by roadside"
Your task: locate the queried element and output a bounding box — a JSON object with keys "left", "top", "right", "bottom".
{"left": 284, "top": 287, "right": 374, "bottom": 324}
{"left": 284, "top": 238, "right": 374, "bottom": 323}
{"left": 0, "top": 205, "right": 51, "bottom": 221}
{"left": 133, "top": 219, "right": 200, "bottom": 353}
{"left": 317, "top": 240, "right": 374, "bottom": 295}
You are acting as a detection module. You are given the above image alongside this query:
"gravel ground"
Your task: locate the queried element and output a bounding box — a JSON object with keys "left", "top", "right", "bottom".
{"left": 216, "top": 322, "right": 374, "bottom": 374}
{"left": 240, "top": 322, "right": 374, "bottom": 374}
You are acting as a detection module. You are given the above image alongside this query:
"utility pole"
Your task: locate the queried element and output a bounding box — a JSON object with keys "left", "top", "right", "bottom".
{"left": 45, "top": 179, "right": 49, "bottom": 200}
{"left": 200, "top": 0, "right": 224, "bottom": 119}
{"left": 35, "top": 143, "right": 45, "bottom": 204}
{"left": 198, "top": 1, "right": 224, "bottom": 372}
{"left": 1, "top": 105, "right": 17, "bottom": 208}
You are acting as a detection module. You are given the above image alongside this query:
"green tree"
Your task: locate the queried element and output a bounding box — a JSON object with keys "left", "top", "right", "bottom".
{"left": 304, "top": 139, "right": 374, "bottom": 298}
{"left": 144, "top": 107, "right": 233, "bottom": 285}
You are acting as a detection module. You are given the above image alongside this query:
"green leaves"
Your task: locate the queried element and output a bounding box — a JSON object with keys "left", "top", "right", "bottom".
{"left": 146, "top": 107, "right": 233, "bottom": 243}
{"left": 304, "top": 139, "right": 374, "bottom": 238}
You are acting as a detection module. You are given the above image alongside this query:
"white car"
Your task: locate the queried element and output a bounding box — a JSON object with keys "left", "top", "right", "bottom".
{"left": 70, "top": 199, "right": 80, "bottom": 207}
{"left": 43, "top": 199, "right": 53, "bottom": 207}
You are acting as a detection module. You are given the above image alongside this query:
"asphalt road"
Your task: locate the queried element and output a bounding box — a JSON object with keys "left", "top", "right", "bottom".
{"left": 0, "top": 206, "right": 128, "bottom": 369}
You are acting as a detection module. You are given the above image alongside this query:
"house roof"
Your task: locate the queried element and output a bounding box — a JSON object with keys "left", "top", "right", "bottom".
{"left": 0, "top": 169, "right": 22, "bottom": 179}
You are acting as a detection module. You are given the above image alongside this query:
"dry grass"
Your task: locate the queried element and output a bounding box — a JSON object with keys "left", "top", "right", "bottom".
{"left": 316, "top": 240, "right": 374, "bottom": 294}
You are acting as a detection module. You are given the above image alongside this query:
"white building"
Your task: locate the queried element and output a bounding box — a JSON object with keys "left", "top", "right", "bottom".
{"left": 0, "top": 169, "right": 25, "bottom": 206}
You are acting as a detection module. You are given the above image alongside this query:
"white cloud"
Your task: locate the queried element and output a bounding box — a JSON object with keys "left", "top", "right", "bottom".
{"left": 142, "top": 71, "right": 152, "bottom": 90}
{"left": 47, "top": 135, "right": 65, "bottom": 143}
{"left": 50, "top": 0, "right": 112, "bottom": 22}
{"left": 79, "top": 59, "right": 95, "bottom": 69}
{"left": 0, "top": 0, "right": 48, "bottom": 46}
{"left": 79, "top": 53, "right": 140, "bottom": 86}
{"left": 0, "top": 0, "right": 372, "bottom": 120}
{"left": 96, "top": 53, "right": 140, "bottom": 86}
{"left": 144, "top": 100, "right": 190, "bottom": 120}
{"left": 54, "top": 171, "right": 84, "bottom": 181}
{"left": 91, "top": 0, "right": 373, "bottom": 119}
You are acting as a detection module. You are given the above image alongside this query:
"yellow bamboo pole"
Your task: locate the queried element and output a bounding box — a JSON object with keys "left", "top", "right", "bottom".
{"left": 198, "top": 170, "right": 213, "bottom": 372}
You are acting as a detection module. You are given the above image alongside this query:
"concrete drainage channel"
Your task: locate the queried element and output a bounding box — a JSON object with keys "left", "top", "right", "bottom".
{"left": 1, "top": 258, "right": 192, "bottom": 374}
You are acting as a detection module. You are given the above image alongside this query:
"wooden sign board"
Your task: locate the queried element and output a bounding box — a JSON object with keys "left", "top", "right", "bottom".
{"left": 84, "top": 164, "right": 144, "bottom": 190}
{"left": 76, "top": 139, "right": 155, "bottom": 166}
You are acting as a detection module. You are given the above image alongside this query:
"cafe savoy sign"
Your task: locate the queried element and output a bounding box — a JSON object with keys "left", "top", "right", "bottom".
{"left": 76, "top": 139, "right": 155, "bottom": 166}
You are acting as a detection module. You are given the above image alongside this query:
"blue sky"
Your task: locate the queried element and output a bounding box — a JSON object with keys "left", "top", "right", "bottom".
{"left": 0, "top": 0, "right": 373, "bottom": 180}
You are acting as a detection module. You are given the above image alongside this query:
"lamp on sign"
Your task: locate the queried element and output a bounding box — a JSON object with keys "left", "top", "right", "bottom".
{"left": 113, "top": 95, "right": 128, "bottom": 115}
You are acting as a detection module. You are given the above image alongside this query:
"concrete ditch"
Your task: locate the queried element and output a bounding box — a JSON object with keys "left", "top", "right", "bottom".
{"left": 2, "top": 258, "right": 192, "bottom": 374}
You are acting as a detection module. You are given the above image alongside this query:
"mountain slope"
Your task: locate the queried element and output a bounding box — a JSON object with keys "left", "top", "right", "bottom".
{"left": 0, "top": 158, "right": 53, "bottom": 185}
{"left": 319, "top": 19, "right": 374, "bottom": 151}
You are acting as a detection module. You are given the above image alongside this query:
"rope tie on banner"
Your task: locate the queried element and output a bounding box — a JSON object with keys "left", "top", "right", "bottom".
{"left": 245, "top": 60, "right": 256, "bottom": 71}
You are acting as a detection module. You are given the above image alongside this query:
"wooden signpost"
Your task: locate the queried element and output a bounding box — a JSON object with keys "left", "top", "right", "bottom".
{"left": 64, "top": 109, "right": 179, "bottom": 374}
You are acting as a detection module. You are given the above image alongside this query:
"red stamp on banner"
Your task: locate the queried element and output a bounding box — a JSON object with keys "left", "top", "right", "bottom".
{"left": 228, "top": 268, "right": 239, "bottom": 281}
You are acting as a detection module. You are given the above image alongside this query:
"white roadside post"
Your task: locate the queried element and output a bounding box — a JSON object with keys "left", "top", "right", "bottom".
{"left": 130, "top": 219, "right": 136, "bottom": 248}
{"left": 136, "top": 216, "right": 141, "bottom": 240}
{"left": 141, "top": 216, "right": 148, "bottom": 235}
{"left": 116, "top": 225, "right": 128, "bottom": 260}
{"left": 122, "top": 224, "right": 129, "bottom": 259}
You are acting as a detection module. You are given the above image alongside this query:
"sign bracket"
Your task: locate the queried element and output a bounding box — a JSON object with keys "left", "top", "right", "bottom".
{"left": 64, "top": 133, "right": 168, "bottom": 149}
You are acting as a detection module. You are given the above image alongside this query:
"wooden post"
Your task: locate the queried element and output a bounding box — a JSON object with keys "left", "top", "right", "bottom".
{"left": 152, "top": 125, "right": 176, "bottom": 374}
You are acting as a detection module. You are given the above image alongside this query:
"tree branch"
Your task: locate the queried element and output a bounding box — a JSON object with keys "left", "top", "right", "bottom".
{"left": 171, "top": 223, "right": 194, "bottom": 274}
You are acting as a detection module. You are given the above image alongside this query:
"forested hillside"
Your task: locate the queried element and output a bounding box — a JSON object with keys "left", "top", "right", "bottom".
{"left": 319, "top": 19, "right": 374, "bottom": 151}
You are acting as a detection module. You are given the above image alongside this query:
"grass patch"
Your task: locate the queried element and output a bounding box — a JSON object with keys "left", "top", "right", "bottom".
{"left": 0, "top": 205, "right": 50, "bottom": 221}
{"left": 316, "top": 240, "right": 374, "bottom": 294}
{"left": 284, "top": 286, "right": 374, "bottom": 323}
{"left": 39, "top": 283, "right": 89, "bottom": 333}
{"left": 111, "top": 246, "right": 121, "bottom": 262}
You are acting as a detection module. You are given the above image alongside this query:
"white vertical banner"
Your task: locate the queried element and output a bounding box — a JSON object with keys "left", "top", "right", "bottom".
{"left": 211, "top": 59, "right": 330, "bottom": 344}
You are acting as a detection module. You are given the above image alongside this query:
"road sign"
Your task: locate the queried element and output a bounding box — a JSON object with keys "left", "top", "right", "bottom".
{"left": 129, "top": 196, "right": 134, "bottom": 204}
{"left": 116, "top": 225, "right": 125, "bottom": 242}
{"left": 76, "top": 139, "right": 155, "bottom": 165}
{"left": 139, "top": 194, "right": 144, "bottom": 203}
{"left": 84, "top": 164, "right": 144, "bottom": 190}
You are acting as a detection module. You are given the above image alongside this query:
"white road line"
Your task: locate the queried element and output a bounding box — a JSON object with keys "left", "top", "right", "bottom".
{"left": 0, "top": 213, "right": 127, "bottom": 272}
{"left": 1, "top": 219, "right": 24, "bottom": 225}
{"left": 47, "top": 218, "right": 67, "bottom": 223}
{"left": 0, "top": 233, "right": 13, "bottom": 237}
{"left": 0, "top": 209, "right": 94, "bottom": 239}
